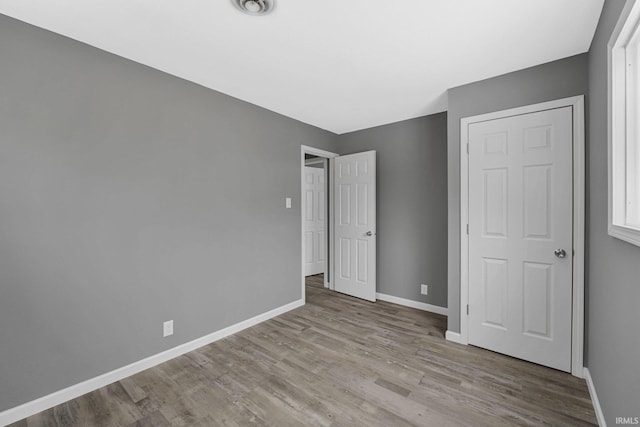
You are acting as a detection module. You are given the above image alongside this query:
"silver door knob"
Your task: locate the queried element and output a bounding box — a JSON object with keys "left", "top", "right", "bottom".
{"left": 554, "top": 249, "right": 567, "bottom": 258}
{"left": 365, "top": 231, "right": 374, "bottom": 236}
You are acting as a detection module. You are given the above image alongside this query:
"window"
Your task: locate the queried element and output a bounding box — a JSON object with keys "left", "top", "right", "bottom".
{"left": 609, "top": 0, "right": 640, "bottom": 246}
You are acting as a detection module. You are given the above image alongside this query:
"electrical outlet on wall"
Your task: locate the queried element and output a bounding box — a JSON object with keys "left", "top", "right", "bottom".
{"left": 420, "top": 284, "right": 428, "bottom": 295}
{"left": 163, "top": 320, "right": 174, "bottom": 337}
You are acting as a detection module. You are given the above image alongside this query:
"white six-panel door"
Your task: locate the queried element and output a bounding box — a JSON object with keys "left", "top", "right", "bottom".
{"left": 304, "top": 166, "right": 326, "bottom": 276}
{"left": 468, "top": 107, "right": 573, "bottom": 372}
{"left": 333, "top": 151, "right": 376, "bottom": 302}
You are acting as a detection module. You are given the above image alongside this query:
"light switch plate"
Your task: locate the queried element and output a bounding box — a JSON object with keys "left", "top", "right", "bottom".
{"left": 285, "top": 197, "right": 292, "bottom": 209}
{"left": 163, "top": 320, "right": 174, "bottom": 337}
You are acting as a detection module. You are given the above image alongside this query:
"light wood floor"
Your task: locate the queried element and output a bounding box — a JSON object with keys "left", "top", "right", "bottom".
{"left": 10, "top": 274, "right": 596, "bottom": 426}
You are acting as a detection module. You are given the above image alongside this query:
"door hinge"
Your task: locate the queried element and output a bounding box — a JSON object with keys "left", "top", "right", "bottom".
{"left": 466, "top": 304, "right": 469, "bottom": 315}
{"left": 466, "top": 143, "right": 469, "bottom": 154}
{"left": 466, "top": 224, "right": 469, "bottom": 235}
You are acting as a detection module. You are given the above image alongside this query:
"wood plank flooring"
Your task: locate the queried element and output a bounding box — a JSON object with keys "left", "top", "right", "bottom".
{"left": 9, "top": 274, "right": 596, "bottom": 426}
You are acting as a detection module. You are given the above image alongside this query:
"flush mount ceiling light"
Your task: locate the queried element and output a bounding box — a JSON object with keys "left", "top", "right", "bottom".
{"left": 232, "top": 0, "right": 275, "bottom": 16}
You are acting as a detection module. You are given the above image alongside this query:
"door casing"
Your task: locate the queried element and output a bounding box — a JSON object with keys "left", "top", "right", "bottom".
{"left": 456, "top": 95, "right": 585, "bottom": 377}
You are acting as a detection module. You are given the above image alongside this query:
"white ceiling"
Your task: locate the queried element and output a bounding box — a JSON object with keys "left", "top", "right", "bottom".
{"left": 0, "top": 0, "right": 604, "bottom": 134}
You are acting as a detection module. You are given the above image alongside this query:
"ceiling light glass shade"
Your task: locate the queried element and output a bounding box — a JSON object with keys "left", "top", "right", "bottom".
{"left": 244, "top": 1, "right": 261, "bottom": 12}
{"left": 231, "top": 0, "right": 275, "bottom": 15}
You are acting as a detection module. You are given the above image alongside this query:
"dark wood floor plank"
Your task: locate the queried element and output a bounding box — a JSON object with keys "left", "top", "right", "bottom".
{"left": 10, "top": 274, "right": 596, "bottom": 426}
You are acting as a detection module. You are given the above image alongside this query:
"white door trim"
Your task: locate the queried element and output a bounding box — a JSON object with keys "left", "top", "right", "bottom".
{"left": 301, "top": 145, "right": 338, "bottom": 303}
{"left": 457, "top": 95, "right": 585, "bottom": 377}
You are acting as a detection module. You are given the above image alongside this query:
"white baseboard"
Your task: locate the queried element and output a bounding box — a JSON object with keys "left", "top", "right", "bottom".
{"left": 583, "top": 367, "right": 607, "bottom": 427}
{"left": 0, "top": 299, "right": 304, "bottom": 427}
{"left": 445, "top": 330, "right": 466, "bottom": 344}
{"left": 376, "top": 293, "right": 448, "bottom": 316}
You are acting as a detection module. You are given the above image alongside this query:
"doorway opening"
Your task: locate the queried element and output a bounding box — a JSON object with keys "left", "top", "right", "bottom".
{"left": 300, "top": 146, "right": 338, "bottom": 303}
{"left": 300, "top": 145, "right": 378, "bottom": 304}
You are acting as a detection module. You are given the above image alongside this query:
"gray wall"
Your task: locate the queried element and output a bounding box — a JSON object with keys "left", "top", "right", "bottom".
{"left": 586, "top": 0, "right": 640, "bottom": 423}
{"left": 446, "top": 54, "right": 588, "bottom": 333}
{"left": 0, "top": 14, "right": 337, "bottom": 411}
{"left": 337, "top": 113, "right": 448, "bottom": 308}
{"left": 7, "top": 3, "right": 638, "bottom": 421}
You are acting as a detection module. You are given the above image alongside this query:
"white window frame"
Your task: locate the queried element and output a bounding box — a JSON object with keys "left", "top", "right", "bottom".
{"left": 609, "top": 0, "right": 640, "bottom": 247}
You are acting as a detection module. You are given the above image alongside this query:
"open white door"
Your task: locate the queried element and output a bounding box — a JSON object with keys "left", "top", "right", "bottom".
{"left": 332, "top": 151, "right": 376, "bottom": 302}
{"left": 468, "top": 107, "right": 573, "bottom": 372}
{"left": 304, "top": 166, "right": 325, "bottom": 276}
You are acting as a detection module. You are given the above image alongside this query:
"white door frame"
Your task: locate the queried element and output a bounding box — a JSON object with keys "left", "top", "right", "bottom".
{"left": 458, "top": 95, "right": 585, "bottom": 377}
{"left": 301, "top": 145, "right": 339, "bottom": 303}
